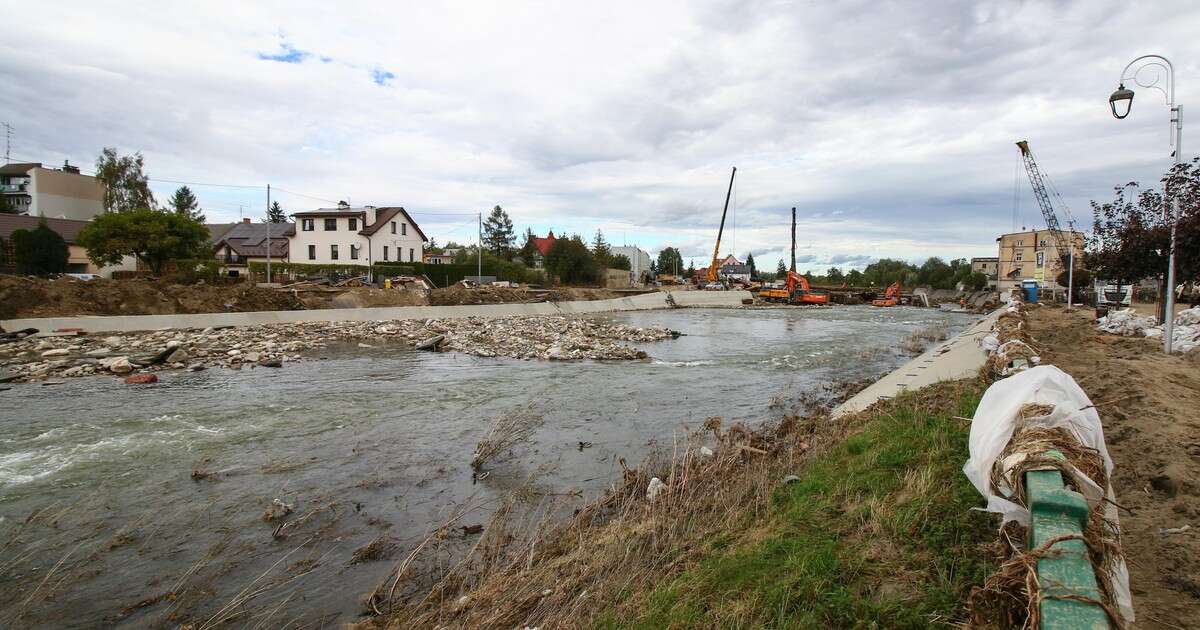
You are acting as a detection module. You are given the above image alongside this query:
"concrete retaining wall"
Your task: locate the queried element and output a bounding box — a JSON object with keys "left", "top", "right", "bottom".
{"left": 1, "top": 290, "right": 753, "bottom": 334}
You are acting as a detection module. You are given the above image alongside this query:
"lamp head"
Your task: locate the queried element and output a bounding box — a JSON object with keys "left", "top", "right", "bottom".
{"left": 1109, "top": 84, "right": 1135, "bottom": 119}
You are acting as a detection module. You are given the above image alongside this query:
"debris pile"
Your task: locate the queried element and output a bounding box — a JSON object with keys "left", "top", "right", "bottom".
{"left": 1097, "top": 306, "right": 1200, "bottom": 353}
{"left": 0, "top": 316, "right": 677, "bottom": 382}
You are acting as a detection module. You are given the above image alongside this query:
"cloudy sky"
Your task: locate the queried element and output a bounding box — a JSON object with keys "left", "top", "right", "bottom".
{"left": 3, "top": 1, "right": 1197, "bottom": 272}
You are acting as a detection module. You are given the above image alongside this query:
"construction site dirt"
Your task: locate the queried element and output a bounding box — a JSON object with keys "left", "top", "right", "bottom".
{"left": 0, "top": 276, "right": 623, "bottom": 320}
{"left": 1028, "top": 305, "right": 1200, "bottom": 628}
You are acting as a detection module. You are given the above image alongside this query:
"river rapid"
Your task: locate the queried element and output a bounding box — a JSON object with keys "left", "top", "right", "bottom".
{"left": 0, "top": 306, "right": 977, "bottom": 628}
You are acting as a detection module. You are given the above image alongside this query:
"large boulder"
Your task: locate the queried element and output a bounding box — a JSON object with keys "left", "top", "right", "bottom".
{"left": 106, "top": 357, "right": 133, "bottom": 374}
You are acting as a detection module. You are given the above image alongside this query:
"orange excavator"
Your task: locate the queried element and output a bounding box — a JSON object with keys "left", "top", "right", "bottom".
{"left": 760, "top": 271, "right": 830, "bottom": 305}
{"left": 871, "top": 281, "right": 901, "bottom": 307}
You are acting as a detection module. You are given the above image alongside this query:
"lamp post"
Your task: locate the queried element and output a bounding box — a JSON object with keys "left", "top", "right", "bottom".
{"left": 1109, "top": 54, "right": 1183, "bottom": 353}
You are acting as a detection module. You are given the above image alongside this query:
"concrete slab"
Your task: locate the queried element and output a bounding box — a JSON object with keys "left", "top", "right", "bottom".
{"left": 832, "top": 309, "right": 1000, "bottom": 417}
{"left": 0, "top": 290, "right": 754, "bottom": 334}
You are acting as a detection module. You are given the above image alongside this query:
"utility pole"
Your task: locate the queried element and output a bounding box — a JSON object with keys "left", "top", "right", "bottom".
{"left": 265, "top": 184, "right": 272, "bottom": 285}
{"left": 477, "top": 211, "right": 482, "bottom": 282}
{"left": 2, "top": 123, "right": 12, "bottom": 163}
{"left": 790, "top": 207, "right": 796, "bottom": 273}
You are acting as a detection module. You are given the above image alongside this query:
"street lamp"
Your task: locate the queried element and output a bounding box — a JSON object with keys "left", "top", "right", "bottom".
{"left": 1110, "top": 54, "right": 1183, "bottom": 353}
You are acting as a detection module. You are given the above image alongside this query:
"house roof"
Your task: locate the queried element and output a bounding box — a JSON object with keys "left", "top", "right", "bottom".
{"left": 207, "top": 223, "right": 238, "bottom": 243}
{"left": 531, "top": 230, "right": 556, "bottom": 256}
{"left": 359, "top": 207, "right": 429, "bottom": 241}
{"left": 0, "top": 214, "right": 88, "bottom": 243}
{"left": 213, "top": 221, "right": 295, "bottom": 258}
{"left": 292, "top": 209, "right": 366, "bottom": 218}
{"left": 720, "top": 263, "right": 750, "bottom": 274}
{"left": 0, "top": 163, "right": 40, "bottom": 177}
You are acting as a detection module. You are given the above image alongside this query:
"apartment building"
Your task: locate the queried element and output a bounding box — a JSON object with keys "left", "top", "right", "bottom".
{"left": 995, "top": 229, "right": 1085, "bottom": 292}
{"left": 0, "top": 161, "right": 105, "bottom": 220}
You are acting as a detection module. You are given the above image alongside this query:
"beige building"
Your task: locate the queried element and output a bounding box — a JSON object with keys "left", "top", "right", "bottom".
{"left": 0, "top": 161, "right": 105, "bottom": 220}
{"left": 970, "top": 257, "right": 999, "bottom": 290}
{"left": 290, "top": 205, "right": 427, "bottom": 267}
{"left": 0, "top": 214, "right": 135, "bottom": 277}
{"left": 995, "top": 229, "right": 1085, "bottom": 292}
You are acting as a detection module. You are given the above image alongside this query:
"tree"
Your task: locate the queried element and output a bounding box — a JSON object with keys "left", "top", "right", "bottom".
{"left": 967, "top": 271, "right": 990, "bottom": 291}
{"left": 482, "top": 205, "right": 515, "bottom": 259}
{"left": 1085, "top": 183, "right": 1169, "bottom": 317}
{"left": 826, "top": 266, "right": 845, "bottom": 284}
{"left": 544, "top": 236, "right": 599, "bottom": 284}
{"left": 685, "top": 259, "right": 696, "bottom": 279}
{"left": 78, "top": 207, "right": 210, "bottom": 276}
{"left": 846, "top": 269, "right": 864, "bottom": 286}
{"left": 591, "top": 230, "right": 612, "bottom": 267}
{"left": 656, "top": 247, "right": 684, "bottom": 277}
{"left": 266, "top": 200, "right": 286, "bottom": 223}
{"left": 746, "top": 252, "right": 757, "bottom": 279}
{"left": 610, "top": 253, "right": 631, "bottom": 271}
{"left": 518, "top": 228, "right": 540, "bottom": 264}
{"left": 1054, "top": 268, "right": 1091, "bottom": 297}
{"left": 916, "top": 257, "right": 954, "bottom": 289}
{"left": 10, "top": 220, "right": 69, "bottom": 275}
{"left": 775, "top": 259, "right": 787, "bottom": 279}
{"left": 168, "top": 186, "right": 205, "bottom": 223}
{"left": 863, "top": 258, "right": 918, "bottom": 286}
{"left": 95, "top": 147, "right": 155, "bottom": 213}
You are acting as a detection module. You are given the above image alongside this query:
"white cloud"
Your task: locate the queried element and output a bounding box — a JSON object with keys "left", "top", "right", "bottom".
{"left": 2, "top": 0, "right": 1197, "bottom": 270}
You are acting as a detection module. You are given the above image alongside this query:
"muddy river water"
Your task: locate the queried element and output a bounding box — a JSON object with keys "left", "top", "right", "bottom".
{"left": 0, "top": 306, "right": 977, "bottom": 628}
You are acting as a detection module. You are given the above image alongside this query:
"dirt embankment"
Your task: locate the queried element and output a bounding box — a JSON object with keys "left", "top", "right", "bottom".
{"left": 0, "top": 276, "right": 308, "bottom": 320}
{"left": 1029, "top": 306, "right": 1200, "bottom": 628}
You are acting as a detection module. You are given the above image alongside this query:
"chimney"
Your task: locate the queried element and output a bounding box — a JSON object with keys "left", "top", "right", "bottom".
{"left": 242, "top": 218, "right": 251, "bottom": 224}
{"left": 62, "top": 160, "right": 80, "bottom": 174}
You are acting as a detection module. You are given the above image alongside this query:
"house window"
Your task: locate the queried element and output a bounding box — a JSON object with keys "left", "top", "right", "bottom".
{"left": 349, "top": 217, "right": 358, "bottom": 231}
{"left": 307, "top": 244, "right": 316, "bottom": 260}
{"left": 383, "top": 246, "right": 389, "bottom": 261}
{"left": 409, "top": 248, "right": 414, "bottom": 262}
{"left": 324, "top": 218, "right": 337, "bottom": 231}
{"left": 1039, "top": 239, "right": 1047, "bottom": 248}
{"left": 350, "top": 245, "right": 359, "bottom": 260}
{"left": 302, "top": 218, "right": 314, "bottom": 231}
{"left": 331, "top": 244, "right": 339, "bottom": 260}
{"left": 1036, "top": 251, "right": 1045, "bottom": 268}
{"left": 1015, "top": 251, "right": 1023, "bottom": 262}
{"left": 401, "top": 223, "right": 407, "bottom": 236}
{"left": 391, "top": 221, "right": 396, "bottom": 234}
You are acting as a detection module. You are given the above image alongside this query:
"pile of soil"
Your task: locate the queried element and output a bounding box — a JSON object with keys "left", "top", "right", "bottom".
{"left": 429, "top": 285, "right": 536, "bottom": 306}
{"left": 0, "top": 276, "right": 308, "bottom": 319}
{"left": 1028, "top": 306, "right": 1200, "bottom": 627}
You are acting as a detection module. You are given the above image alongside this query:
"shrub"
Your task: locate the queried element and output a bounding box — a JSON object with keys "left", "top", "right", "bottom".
{"left": 10, "top": 220, "right": 69, "bottom": 275}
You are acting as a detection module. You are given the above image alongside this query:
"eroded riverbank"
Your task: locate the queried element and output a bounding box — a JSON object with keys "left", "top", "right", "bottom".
{"left": 0, "top": 306, "right": 976, "bottom": 628}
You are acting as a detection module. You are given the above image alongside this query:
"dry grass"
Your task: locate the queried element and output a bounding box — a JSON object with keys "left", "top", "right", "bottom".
{"left": 900, "top": 321, "right": 950, "bottom": 354}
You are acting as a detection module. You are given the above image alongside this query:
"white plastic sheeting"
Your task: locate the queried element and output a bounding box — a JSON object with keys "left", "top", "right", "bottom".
{"left": 962, "top": 365, "right": 1133, "bottom": 622}
{"left": 1098, "top": 306, "right": 1200, "bottom": 353}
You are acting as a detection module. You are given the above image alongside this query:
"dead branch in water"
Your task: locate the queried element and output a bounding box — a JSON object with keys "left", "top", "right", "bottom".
{"left": 471, "top": 402, "right": 544, "bottom": 471}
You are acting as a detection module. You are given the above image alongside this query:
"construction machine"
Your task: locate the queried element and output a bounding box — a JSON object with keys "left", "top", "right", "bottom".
{"left": 760, "top": 271, "right": 830, "bottom": 305}
{"left": 705, "top": 167, "right": 737, "bottom": 289}
{"left": 871, "top": 281, "right": 901, "bottom": 307}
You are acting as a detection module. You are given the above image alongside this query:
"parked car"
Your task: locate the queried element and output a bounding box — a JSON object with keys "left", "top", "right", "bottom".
{"left": 64, "top": 273, "right": 100, "bottom": 281}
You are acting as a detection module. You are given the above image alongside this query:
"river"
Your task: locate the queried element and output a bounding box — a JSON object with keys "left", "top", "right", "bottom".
{"left": 0, "top": 305, "right": 977, "bottom": 628}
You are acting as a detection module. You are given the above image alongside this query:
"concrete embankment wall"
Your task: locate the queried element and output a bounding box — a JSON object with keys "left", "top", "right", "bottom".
{"left": 833, "top": 309, "right": 1000, "bottom": 416}
{"left": 1, "top": 290, "right": 752, "bottom": 334}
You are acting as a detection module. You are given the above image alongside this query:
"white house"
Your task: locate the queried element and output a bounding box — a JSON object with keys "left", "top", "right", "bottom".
{"left": 290, "top": 205, "right": 427, "bottom": 268}
{"left": 611, "top": 245, "right": 652, "bottom": 284}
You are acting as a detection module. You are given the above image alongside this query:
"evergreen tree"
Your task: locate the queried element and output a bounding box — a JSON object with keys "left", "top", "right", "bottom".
{"left": 591, "top": 230, "right": 612, "bottom": 267}
{"left": 95, "top": 147, "right": 155, "bottom": 212}
{"left": 10, "top": 220, "right": 69, "bottom": 274}
{"left": 482, "top": 205, "right": 515, "bottom": 259}
{"left": 775, "top": 259, "right": 787, "bottom": 279}
{"left": 655, "top": 247, "right": 683, "bottom": 277}
{"left": 686, "top": 259, "right": 696, "bottom": 278}
{"left": 266, "top": 200, "right": 286, "bottom": 223}
{"left": 168, "top": 186, "right": 205, "bottom": 223}
{"left": 746, "top": 252, "right": 757, "bottom": 278}
{"left": 518, "top": 227, "right": 539, "bottom": 263}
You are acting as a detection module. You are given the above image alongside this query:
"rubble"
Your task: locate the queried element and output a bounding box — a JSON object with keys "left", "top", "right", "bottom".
{"left": 0, "top": 315, "right": 677, "bottom": 383}
{"left": 1097, "top": 306, "right": 1200, "bottom": 353}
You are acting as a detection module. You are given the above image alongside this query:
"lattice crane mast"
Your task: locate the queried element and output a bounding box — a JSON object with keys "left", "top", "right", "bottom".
{"left": 1015, "top": 140, "right": 1074, "bottom": 269}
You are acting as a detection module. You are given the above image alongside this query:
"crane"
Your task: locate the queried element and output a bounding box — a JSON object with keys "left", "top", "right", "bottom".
{"left": 1015, "top": 141, "right": 1076, "bottom": 271}
{"left": 706, "top": 166, "right": 737, "bottom": 286}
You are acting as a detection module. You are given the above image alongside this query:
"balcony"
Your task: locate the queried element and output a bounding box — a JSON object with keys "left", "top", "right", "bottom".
{"left": 220, "top": 255, "right": 246, "bottom": 266}
{"left": 0, "top": 183, "right": 27, "bottom": 193}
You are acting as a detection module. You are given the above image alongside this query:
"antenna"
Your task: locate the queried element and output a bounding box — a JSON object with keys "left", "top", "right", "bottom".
{"left": 2, "top": 122, "right": 12, "bottom": 163}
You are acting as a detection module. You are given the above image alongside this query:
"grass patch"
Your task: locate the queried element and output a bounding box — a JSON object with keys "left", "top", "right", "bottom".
{"left": 599, "top": 381, "right": 994, "bottom": 629}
